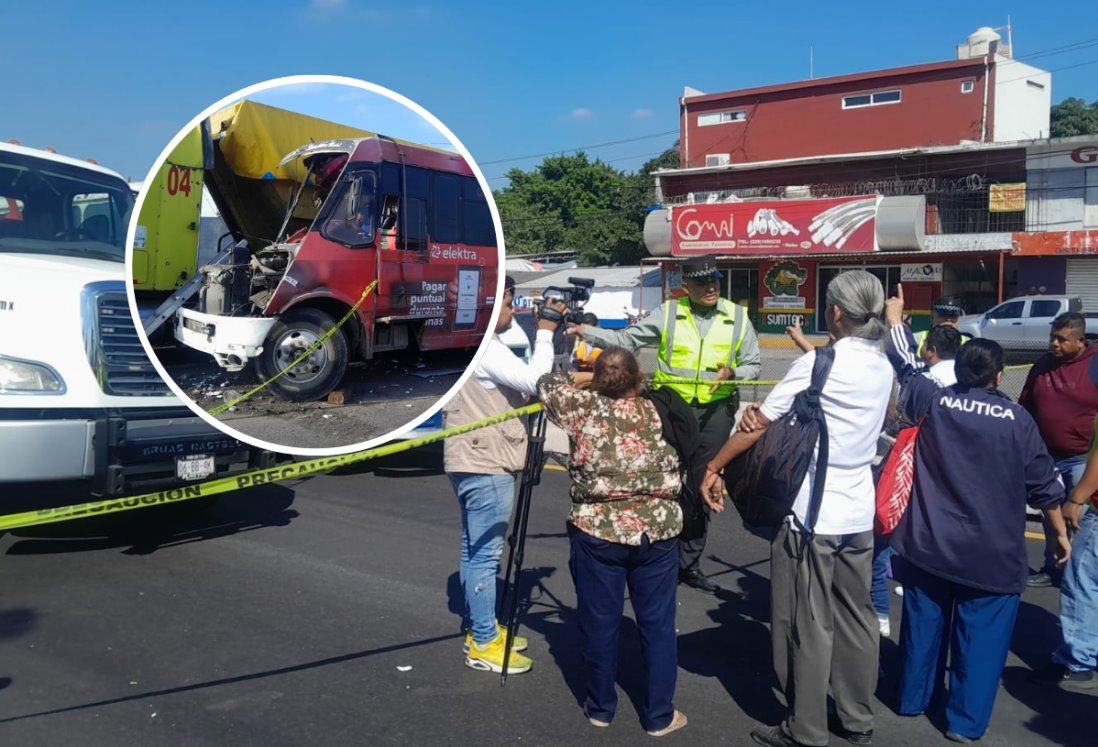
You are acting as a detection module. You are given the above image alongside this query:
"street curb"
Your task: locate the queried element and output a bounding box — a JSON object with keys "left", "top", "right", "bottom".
{"left": 758, "top": 336, "right": 829, "bottom": 349}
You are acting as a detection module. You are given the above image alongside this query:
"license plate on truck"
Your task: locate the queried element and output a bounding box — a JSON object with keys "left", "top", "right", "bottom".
{"left": 177, "top": 454, "right": 215, "bottom": 482}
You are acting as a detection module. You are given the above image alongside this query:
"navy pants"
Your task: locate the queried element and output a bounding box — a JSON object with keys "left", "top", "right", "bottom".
{"left": 568, "top": 524, "right": 679, "bottom": 732}
{"left": 897, "top": 559, "right": 1020, "bottom": 740}
{"left": 680, "top": 396, "right": 736, "bottom": 572}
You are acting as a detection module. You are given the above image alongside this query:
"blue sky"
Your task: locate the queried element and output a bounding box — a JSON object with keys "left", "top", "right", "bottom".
{"left": 3, "top": 1, "right": 1096, "bottom": 186}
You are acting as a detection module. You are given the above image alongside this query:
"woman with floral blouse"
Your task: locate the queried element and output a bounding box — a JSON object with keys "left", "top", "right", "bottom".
{"left": 538, "top": 347, "right": 687, "bottom": 737}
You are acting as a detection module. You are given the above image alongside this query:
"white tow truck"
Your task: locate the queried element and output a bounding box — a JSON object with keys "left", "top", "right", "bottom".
{"left": 0, "top": 142, "right": 273, "bottom": 499}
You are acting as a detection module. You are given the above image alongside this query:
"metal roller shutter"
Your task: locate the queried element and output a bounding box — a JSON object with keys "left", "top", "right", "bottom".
{"left": 1066, "top": 258, "right": 1098, "bottom": 311}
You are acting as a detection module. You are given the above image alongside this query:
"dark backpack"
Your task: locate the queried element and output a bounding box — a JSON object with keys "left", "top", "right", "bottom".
{"left": 643, "top": 387, "right": 706, "bottom": 525}
{"left": 723, "top": 345, "right": 835, "bottom": 533}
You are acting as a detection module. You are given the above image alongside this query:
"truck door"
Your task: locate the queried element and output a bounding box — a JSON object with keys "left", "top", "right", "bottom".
{"left": 374, "top": 163, "right": 430, "bottom": 337}
{"left": 1024, "top": 298, "right": 1063, "bottom": 346}
{"left": 981, "top": 299, "right": 1026, "bottom": 345}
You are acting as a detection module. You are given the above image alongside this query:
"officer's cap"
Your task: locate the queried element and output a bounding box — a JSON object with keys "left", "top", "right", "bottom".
{"left": 932, "top": 298, "right": 964, "bottom": 317}
{"left": 682, "top": 257, "right": 722, "bottom": 281}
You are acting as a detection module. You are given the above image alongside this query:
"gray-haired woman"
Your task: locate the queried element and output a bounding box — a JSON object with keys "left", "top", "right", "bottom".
{"left": 703, "top": 270, "right": 894, "bottom": 747}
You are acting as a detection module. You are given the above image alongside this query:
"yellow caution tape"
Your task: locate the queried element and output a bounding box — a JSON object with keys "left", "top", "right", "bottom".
{"left": 0, "top": 402, "right": 543, "bottom": 532}
{"left": 650, "top": 377, "right": 781, "bottom": 387}
{"left": 208, "top": 280, "right": 379, "bottom": 416}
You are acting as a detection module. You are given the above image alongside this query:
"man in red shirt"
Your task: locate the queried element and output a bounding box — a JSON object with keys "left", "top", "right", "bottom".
{"left": 1020, "top": 312, "right": 1098, "bottom": 587}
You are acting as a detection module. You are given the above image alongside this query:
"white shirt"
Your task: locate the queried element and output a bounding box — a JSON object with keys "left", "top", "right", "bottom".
{"left": 926, "top": 359, "right": 957, "bottom": 387}
{"left": 759, "top": 337, "right": 893, "bottom": 535}
{"left": 474, "top": 328, "right": 555, "bottom": 395}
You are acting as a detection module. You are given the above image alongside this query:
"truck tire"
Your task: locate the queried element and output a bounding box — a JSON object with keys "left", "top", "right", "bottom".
{"left": 256, "top": 308, "right": 349, "bottom": 401}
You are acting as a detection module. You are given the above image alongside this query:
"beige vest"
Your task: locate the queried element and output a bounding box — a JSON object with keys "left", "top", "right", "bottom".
{"left": 443, "top": 367, "right": 529, "bottom": 475}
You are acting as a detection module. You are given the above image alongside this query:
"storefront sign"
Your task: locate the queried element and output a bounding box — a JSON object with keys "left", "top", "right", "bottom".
{"left": 989, "top": 183, "right": 1026, "bottom": 213}
{"left": 763, "top": 295, "right": 805, "bottom": 308}
{"left": 1072, "top": 146, "right": 1098, "bottom": 164}
{"left": 900, "top": 263, "right": 943, "bottom": 282}
{"left": 1026, "top": 140, "right": 1098, "bottom": 170}
{"left": 763, "top": 312, "right": 810, "bottom": 327}
{"left": 671, "top": 195, "right": 880, "bottom": 255}
{"left": 758, "top": 258, "right": 816, "bottom": 333}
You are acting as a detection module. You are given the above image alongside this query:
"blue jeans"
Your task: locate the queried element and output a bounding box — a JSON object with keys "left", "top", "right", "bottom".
{"left": 450, "top": 472, "right": 515, "bottom": 645}
{"left": 871, "top": 535, "right": 893, "bottom": 618}
{"left": 1054, "top": 508, "right": 1098, "bottom": 672}
{"left": 1043, "top": 454, "right": 1087, "bottom": 573}
{"left": 897, "top": 559, "right": 1020, "bottom": 740}
{"left": 568, "top": 524, "right": 679, "bottom": 733}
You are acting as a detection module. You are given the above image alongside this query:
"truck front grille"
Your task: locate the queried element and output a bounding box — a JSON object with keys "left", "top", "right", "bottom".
{"left": 82, "top": 282, "right": 172, "bottom": 396}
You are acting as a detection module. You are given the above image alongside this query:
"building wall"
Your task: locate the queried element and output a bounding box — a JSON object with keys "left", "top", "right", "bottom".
{"left": 1015, "top": 256, "right": 1067, "bottom": 295}
{"left": 1027, "top": 168, "right": 1098, "bottom": 232}
{"left": 681, "top": 62, "right": 989, "bottom": 167}
{"left": 992, "top": 59, "right": 1052, "bottom": 141}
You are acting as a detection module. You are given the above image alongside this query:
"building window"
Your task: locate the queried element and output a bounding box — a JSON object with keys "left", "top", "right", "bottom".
{"left": 698, "top": 110, "right": 747, "bottom": 126}
{"left": 961, "top": 80, "right": 975, "bottom": 94}
{"left": 842, "top": 89, "right": 902, "bottom": 109}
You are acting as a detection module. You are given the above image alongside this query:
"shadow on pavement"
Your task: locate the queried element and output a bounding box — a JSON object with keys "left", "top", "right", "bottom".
{"left": 0, "top": 629, "right": 463, "bottom": 726}
{"left": 677, "top": 560, "right": 785, "bottom": 727}
{"left": 1, "top": 485, "right": 298, "bottom": 557}
{"left": 999, "top": 600, "right": 1098, "bottom": 747}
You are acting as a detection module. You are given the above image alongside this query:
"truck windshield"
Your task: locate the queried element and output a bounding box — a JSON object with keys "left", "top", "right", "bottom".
{"left": 0, "top": 150, "right": 134, "bottom": 262}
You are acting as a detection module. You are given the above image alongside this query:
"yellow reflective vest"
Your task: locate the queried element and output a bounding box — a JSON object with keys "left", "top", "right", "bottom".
{"left": 653, "top": 297, "right": 748, "bottom": 405}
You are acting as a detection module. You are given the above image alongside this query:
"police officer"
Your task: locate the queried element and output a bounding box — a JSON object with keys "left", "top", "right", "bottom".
{"left": 912, "top": 297, "right": 966, "bottom": 357}
{"left": 568, "top": 256, "right": 761, "bottom": 593}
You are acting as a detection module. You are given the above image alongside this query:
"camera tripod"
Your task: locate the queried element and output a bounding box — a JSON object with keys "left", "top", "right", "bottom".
{"left": 497, "top": 408, "right": 549, "bottom": 685}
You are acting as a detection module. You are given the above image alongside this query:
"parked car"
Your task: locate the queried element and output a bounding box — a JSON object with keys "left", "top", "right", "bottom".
{"left": 957, "top": 295, "right": 1098, "bottom": 350}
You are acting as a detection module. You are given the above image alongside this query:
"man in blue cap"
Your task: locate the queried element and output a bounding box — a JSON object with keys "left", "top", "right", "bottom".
{"left": 568, "top": 256, "right": 760, "bottom": 593}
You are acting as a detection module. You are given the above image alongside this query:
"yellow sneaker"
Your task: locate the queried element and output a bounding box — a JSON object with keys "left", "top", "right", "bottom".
{"left": 463, "top": 622, "right": 528, "bottom": 654}
{"left": 465, "top": 632, "right": 533, "bottom": 674}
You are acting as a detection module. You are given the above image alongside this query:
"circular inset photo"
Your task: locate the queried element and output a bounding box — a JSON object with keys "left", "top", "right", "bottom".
{"left": 127, "top": 76, "right": 504, "bottom": 455}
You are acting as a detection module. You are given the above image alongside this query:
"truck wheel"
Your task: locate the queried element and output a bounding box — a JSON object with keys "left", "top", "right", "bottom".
{"left": 256, "top": 308, "right": 349, "bottom": 401}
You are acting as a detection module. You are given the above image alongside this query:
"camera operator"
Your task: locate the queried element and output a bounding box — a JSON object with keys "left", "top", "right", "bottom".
{"left": 568, "top": 256, "right": 761, "bottom": 594}
{"left": 444, "top": 276, "right": 566, "bottom": 675}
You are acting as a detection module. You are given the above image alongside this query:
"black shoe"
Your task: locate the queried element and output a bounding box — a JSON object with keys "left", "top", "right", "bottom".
{"left": 1029, "top": 664, "right": 1098, "bottom": 692}
{"left": 945, "top": 730, "right": 974, "bottom": 743}
{"left": 679, "top": 570, "right": 721, "bottom": 594}
{"left": 1026, "top": 570, "right": 1060, "bottom": 588}
{"left": 828, "top": 712, "right": 873, "bottom": 745}
{"left": 750, "top": 724, "right": 808, "bottom": 747}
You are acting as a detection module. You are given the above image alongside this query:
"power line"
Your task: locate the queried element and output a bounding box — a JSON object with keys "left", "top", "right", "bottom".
{"left": 1016, "top": 36, "right": 1098, "bottom": 62}
{"left": 996, "top": 56, "right": 1098, "bottom": 85}
{"left": 479, "top": 130, "right": 678, "bottom": 166}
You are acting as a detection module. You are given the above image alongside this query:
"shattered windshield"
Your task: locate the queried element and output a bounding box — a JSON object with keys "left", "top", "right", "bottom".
{"left": 0, "top": 150, "right": 134, "bottom": 263}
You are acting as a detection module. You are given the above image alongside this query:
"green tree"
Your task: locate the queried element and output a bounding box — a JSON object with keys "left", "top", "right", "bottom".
{"left": 1050, "top": 97, "right": 1098, "bottom": 138}
{"left": 495, "top": 142, "right": 679, "bottom": 266}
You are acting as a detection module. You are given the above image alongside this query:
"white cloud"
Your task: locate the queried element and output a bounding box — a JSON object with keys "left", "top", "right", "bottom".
{"left": 570, "top": 108, "right": 593, "bottom": 120}
{"left": 633, "top": 108, "right": 654, "bottom": 119}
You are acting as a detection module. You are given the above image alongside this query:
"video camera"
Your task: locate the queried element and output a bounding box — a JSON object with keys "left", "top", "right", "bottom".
{"left": 539, "top": 277, "right": 595, "bottom": 325}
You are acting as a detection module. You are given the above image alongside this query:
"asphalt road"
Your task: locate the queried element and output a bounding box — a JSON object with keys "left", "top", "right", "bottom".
{"left": 152, "top": 345, "right": 473, "bottom": 450}
{"left": 0, "top": 461, "right": 1090, "bottom": 745}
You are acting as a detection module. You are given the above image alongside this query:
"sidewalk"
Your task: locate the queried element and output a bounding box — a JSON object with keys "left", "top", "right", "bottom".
{"left": 758, "top": 332, "right": 829, "bottom": 349}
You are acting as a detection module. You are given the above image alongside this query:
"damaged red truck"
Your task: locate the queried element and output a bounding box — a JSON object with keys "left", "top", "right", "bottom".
{"left": 141, "top": 102, "right": 500, "bottom": 402}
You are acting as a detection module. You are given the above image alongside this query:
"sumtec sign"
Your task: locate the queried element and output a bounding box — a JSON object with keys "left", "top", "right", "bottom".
{"left": 670, "top": 195, "right": 881, "bottom": 255}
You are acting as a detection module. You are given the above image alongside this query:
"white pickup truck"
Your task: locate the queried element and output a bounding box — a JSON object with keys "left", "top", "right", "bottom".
{"left": 957, "top": 295, "right": 1098, "bottom": 349}
{"left": 0, "top": 142, "right": 273, "bottom": 500}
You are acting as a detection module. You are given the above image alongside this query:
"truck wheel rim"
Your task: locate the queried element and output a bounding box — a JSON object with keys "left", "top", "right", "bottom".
{"left": 272, "top": 329, "right": 327, "bottom": 383}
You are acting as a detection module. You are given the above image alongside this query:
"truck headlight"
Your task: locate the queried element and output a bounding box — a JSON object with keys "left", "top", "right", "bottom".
{"left": 0, "top": 356, "right": 66, "bottom": 393}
